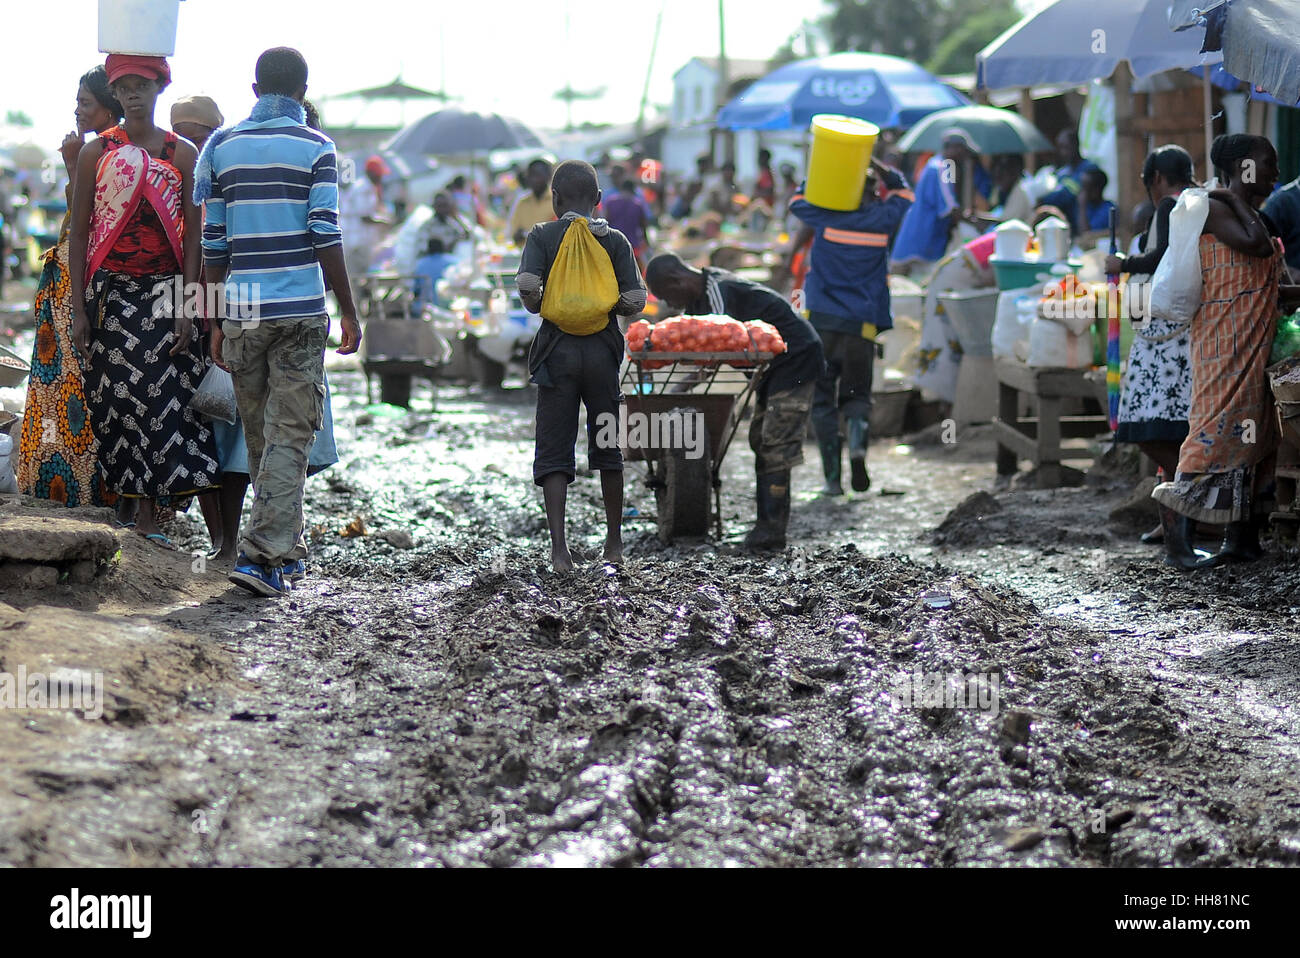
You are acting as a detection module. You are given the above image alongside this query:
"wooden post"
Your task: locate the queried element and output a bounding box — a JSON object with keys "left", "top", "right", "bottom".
{"left": 1019, "top": 88, "right": 1036, "bottom": 173}
{"left": 1111, "top": 63, "right": 1138, "bottom": 247}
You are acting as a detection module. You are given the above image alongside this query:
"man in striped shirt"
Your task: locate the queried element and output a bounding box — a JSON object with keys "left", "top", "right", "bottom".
{"left": 203, "top": 47, "right": 361, "bottom": 596}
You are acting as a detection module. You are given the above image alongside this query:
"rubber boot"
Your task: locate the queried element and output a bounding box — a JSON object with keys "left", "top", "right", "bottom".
{"left": 1161, "top": 505, "right": 1202, "bottom": 570}
{"left": 818, "top": 436, "right": 843, "bottom": 496}
{"left": 847, "top": 417, "right": 871, "bottom": 493}
{"left": 744, "top": 470, "right": 791, "bottom": 551}
{"left": 1195, "top": 518, "right": 1264, "bottom": 568}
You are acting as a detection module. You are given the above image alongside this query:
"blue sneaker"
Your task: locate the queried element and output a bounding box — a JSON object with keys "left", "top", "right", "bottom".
{"left": 228, "top": 554, "right": 288, "bottom": 597}
{"left": 281, "top": 559, "right": 306, "bottom": 582}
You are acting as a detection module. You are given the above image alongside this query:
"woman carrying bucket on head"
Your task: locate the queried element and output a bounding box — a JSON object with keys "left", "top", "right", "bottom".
{"left": 66, "top": 54, "right": 220, "bottom": 547}
{"left": 789, "top": 115, "right": 914, "bottom": 496}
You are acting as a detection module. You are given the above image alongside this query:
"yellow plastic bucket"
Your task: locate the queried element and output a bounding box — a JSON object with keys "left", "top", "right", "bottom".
{"left": 805, "top": 115, "right": 879, "bottom": 211}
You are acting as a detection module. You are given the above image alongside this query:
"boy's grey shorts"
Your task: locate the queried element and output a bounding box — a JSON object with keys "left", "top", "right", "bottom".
{"left": 533, "top": 330, "right": 624, "bottom": 485}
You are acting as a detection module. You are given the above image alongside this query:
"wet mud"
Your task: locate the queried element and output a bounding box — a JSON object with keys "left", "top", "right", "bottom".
{"left": 2, "top": 366, "right": 1299, "bottom": 866}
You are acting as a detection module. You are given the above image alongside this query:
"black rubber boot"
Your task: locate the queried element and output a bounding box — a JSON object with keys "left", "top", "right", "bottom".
{"left": 848, "top": 417, "right": 871, "bottom": 493}
{"left": 1196, "top": 519, "right": 1264, "bottom": 568}
{"left": 744, "top": 470, "right": 791, "bottom": 551}
{"left": 1161, "top": 505, "right": 1202, "bottom": 570}
{"left": 818, "top": 437, "right": 843, "bottom": 496}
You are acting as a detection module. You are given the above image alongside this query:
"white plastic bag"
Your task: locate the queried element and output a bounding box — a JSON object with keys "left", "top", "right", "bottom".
{"left": 1026, "top": 167, "right": 1058, "bottom": 204}
{"left": 1148, "top": 187, "right": 1210, "bottom": 325}
{"left": 189, "top": 364, "right": 238, "bottom": 424}
{"left": 1027, "top": 317, "right": 1092, "bottom": 368}
{"left": 993, "top": 287, "right": 1037, "bottom": 360}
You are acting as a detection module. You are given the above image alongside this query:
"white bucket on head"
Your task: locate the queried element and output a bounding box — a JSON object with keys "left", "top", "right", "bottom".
{"left": 98, "top": 0, "right": 183, "bottom": 57}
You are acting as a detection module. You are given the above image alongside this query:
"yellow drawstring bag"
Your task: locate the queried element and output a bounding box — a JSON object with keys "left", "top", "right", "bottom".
{"left": 541, "top": 217, "right": 619, "bottom": 336}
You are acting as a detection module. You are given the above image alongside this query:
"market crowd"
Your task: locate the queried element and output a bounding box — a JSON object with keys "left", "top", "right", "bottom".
{"left": 12, "top": 42, "right": 1300, "bottom": 583}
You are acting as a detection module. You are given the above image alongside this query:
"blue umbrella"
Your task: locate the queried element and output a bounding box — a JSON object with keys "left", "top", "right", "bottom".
{"left": 977, "top": 0, "right": 1217, "bottom": 89}
{"left": 716, "top": 52, "right": 968, "bottom": 131}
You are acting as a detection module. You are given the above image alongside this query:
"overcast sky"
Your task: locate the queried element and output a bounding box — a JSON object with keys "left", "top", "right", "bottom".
{"left": 5, "top": 0, "right": 829, "bottom": 143}
{"left": 4, "top": 0, "right": 1053, "bottom": 152}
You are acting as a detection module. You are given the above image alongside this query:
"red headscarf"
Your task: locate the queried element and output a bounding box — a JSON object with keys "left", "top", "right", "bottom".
{"left": 105, "top": 54, "right": 171, "bottom": 89}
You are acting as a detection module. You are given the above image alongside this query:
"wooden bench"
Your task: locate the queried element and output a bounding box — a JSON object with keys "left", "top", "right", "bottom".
{"left": 994, "top": 359, "right": 1111, "bottom": 488}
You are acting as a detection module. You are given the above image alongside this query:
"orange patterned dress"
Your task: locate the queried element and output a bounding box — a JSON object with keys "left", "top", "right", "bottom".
{"left": 15, "top": 223, "right": 115, "bottom": 506}
{"left": 1152, "top": 233, "right": 1282, "bottom": 523}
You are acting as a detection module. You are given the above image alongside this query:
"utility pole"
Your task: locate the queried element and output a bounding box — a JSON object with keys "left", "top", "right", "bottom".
{"left": 717, "top": 0, "right": 733, "bottom": 164}
{"left": 636, "top": 1, "right": 665, "bottom": 142}
{"left": 716, "top": 0, "right": 729, "bottom": 111}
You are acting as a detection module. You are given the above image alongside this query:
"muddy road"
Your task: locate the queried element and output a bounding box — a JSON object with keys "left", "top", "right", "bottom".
{"left": 2, "top": 363, "right": 1299, "bottom": 867}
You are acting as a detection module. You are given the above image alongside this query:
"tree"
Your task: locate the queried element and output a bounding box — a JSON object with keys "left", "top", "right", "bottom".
{"left": 817, "top": 0, "right": 1021, "bottom": 70}
{"left": 925, "top": 3, "right": 1021, "bottom": 75}
{"left": 824, "top": 0, "right": 943, "bottom": 61}
{"left": 5, "top": 111, "right": 33, "bottom": 127}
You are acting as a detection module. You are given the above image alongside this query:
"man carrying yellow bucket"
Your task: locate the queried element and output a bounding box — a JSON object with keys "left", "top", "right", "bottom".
{"left": 790, "top": 115, "right": 914, "bottom": 495}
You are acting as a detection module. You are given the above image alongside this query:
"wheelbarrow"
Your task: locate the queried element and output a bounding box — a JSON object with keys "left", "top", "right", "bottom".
{"left": 621, "top": 348, "right": 774, "bottom": 542}
{"left": 359, "top": 273, "right": 452, "bottom": 407}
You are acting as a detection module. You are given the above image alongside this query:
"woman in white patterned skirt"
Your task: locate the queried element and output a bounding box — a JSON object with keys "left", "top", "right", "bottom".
{"left": 1106, "top": 146, "right": 1197, "bottom": 544}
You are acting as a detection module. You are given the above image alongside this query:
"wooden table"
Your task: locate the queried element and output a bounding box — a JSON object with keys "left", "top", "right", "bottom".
{"left": 994, "top": 360, "right": 1111, "bottom": 488}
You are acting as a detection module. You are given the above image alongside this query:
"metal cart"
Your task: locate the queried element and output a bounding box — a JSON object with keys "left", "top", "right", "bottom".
{"left": 621, "top": 349, "right": 774, "bottom": 542}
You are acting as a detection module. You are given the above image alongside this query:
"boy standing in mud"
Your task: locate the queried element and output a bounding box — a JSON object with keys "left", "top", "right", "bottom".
{"left": 645, "top": 253, "right": 824, "bottom": 551}
{"left": 516, "top": 160, "right": 646, "bottom": 572}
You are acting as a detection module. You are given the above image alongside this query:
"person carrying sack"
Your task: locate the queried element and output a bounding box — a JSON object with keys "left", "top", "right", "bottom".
{"left": 516, "top": 160, "right": 646, "bottom": 572}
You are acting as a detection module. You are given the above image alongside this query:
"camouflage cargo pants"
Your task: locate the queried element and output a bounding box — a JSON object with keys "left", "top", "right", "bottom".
{"left": 749, "top": 382, "right": 815, "bottom": 475}
{"left": 222, "top": 315, "right": 327, "bottom": 566}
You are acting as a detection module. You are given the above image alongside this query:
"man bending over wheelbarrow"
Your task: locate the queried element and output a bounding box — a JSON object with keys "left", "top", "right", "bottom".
{"left": 645, "top": 253, "right": 825, "bottom": 551}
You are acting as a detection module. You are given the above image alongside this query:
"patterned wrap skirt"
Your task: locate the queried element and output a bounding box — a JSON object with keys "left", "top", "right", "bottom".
{"left": 1152, "top": 236, "right": 1282, "bottom": 524}
{"left": 83, "top": 270, "right": 220, "bottom": 503}
{"left": 16, "top": 236, "right": 116, "bottom": 506}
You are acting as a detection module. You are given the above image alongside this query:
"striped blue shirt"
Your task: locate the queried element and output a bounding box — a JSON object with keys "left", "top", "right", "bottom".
{"left": 202, "top": 117, "right": 341, "bottom": 321}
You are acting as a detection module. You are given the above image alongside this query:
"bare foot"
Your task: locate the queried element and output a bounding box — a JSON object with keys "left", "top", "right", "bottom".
{"left": 551, "top": 547, "right": 575, "bottom": 573}
{"left": 603, "top": 537, "right": 624, "bottom": 564}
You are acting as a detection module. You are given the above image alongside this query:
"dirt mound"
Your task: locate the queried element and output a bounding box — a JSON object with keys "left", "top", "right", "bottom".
{"left": 932, "top": 488, "right": 1114, "bottom": 549}
{"left": 0, "top": 499, "right": 229, "bottom": 614}
{"left": 1107, "top": 477, "right": 1160, "bottom": 532}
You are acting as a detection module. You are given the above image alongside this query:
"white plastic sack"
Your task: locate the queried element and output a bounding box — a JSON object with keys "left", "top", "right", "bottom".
{"left": 1027, "top": 317, "right": 1092, "bottom": 368}
{"left": 189, "top": 364, "right": 238, "bottom": 424}
{"left": 0, "top": 432, "right": 15, "bottom": 494}
{"left": 1026, "top": 166, "right": 1058, "bottom": 204}
{"left": 993, "top": 287, "right": 1038, "bottom": 360}
{"left": 1149, "top": 187, "right": 1210, "bottom": 325}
